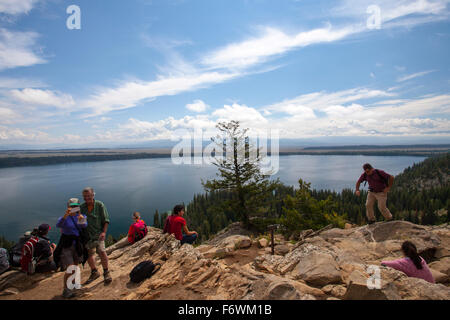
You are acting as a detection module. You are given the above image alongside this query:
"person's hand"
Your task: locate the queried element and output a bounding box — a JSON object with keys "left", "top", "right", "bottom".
{"left": 50, "top": 243, "right": 56, "bottom": 251}
{"left": 383, "top": 187, "right": 390, "bottom": 193}
{"left": 77, "top": 213, "right": 84, "bottom": 222}
{"left": 99, "top": 232, "right": 106, "bottom": 241}
{"left": 355, "top": 190, "right": 360, "bottom": 197}
{"left": 64, "top": 208, "right": 71, "bottom": 218}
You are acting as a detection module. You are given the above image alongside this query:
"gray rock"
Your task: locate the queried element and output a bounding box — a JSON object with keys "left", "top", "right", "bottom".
{"left": 291, "top": 251, "right": 342, "bottom": 286}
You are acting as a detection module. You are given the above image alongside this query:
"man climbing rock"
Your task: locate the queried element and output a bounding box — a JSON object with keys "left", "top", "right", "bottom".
{"left": 355, "top": 163, "right": 394, "bottom": 224}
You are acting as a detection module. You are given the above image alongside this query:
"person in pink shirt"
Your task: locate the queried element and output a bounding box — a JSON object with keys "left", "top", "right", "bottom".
{"left": 381, "top": 241, "right": 435, "bottom": 283}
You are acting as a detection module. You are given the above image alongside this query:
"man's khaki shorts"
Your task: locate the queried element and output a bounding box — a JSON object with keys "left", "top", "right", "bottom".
{"left": 87, "top": 240, "right": 106, "bottom": 256}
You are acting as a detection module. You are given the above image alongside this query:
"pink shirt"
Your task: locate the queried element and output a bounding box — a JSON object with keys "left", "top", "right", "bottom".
{"left": 381, "top": 257, "right": 435, "bottom": 283}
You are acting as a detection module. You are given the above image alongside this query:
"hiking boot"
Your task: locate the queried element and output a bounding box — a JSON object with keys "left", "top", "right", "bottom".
{"left": 84, "top": 269, "right": 100, "bottom": 284}
{"left": 103, "top": 270, "right": 112, "bottom": 284}
{"left": 62, "top": 288, "right": 76, "bottom": 299}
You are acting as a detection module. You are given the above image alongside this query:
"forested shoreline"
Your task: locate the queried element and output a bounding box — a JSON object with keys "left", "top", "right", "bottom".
{"left": 184, "top": 153, "right": 450, "bottom": 242}
{"left": 0, "top": 145, "right": 448, "bottom": 169}
{"left": 1, "top": 152, "right": 449, "bottom": 248}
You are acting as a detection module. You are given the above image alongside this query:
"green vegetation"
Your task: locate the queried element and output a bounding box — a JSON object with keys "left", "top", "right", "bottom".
{"left": 0, "top": 235, "right": 15, "bottom": 251}
{"left": 153, "top": 209, "right": 161, "bottom": 229}
{"left": 186, "top": 152, "right": 449, "bottom": 242}
{"left": 201, "top": 120, "right": 281, "bottom": 228}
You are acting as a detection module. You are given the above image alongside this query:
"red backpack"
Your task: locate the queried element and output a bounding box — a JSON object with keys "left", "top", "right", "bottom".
{"left": 20, "top": 236, "right": 39, "bottom": 274}
{"left": 132, "top": 220, "right": 148, "bottom": 243}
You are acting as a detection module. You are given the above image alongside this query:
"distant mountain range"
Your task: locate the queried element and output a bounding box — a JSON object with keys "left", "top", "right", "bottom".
{"left": 1, "top": 136, "right": 449, "bottom": 151}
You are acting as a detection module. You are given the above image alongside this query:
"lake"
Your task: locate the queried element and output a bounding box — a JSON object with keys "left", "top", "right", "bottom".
{"left": 0, "top": 155, "right": 425, "bottom": 242}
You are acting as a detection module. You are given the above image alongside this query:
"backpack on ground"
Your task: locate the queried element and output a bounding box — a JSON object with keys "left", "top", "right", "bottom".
{"left": 0, "top": 248, "right": 10, "bottom": 275}
{"left": 129, "top": 260, "right": 161, "bottom": 283}
{"left": 133, "top": 221, "right": 148, "bottom": 242}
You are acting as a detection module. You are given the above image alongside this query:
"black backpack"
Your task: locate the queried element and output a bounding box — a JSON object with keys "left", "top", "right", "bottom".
{"left": 129, "top": 261, "right": 161, "bottom": 283}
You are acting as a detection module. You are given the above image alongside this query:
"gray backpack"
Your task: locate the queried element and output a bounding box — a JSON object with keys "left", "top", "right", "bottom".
{"left": 0, "top": 248, "right": 10, "bottom": 275}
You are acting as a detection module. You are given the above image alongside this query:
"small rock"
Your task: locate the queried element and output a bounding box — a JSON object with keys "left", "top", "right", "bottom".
{"left": 430, "top": 268, "right": 449, "bottom": 284}
{"left": 258, "top": 238, "right": 268, "bottom": 248}
{"left": 291, "top": 251, "right": 342, "bottom": 286}
{"left": 274, "top": 245, "right": 290, "bottom": 256}
{"left": 344, "top": 223, "right": 353, "bottom": 229}
{"left": 264, "top": 281, "right": 302, "bottom": 300}
{"left": 429, "top": 257, "right": 450, "bottom": 276}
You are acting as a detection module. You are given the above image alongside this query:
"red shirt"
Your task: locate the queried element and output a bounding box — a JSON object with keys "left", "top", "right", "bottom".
{"left": 357, "top": 169, "right": 391, "bottom": 193}
{"left": 168, "top": 215, "right": 186, "bottom": 241}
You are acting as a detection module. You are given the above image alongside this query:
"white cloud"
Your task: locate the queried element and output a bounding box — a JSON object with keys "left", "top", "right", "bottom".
{"left": 212, "top": 103, "right": 269, "bottom": 126}
{"left": 332, "top": 0, "right": 450, "bottom": 28}
{"left": 397, "top": 70, "right": 436, "bottom": 82}
{"left": 0, "top": 28, "right": 46, "bottom": 70}
{"left": 9, "top": 88, "right": 75, "bottom": 108}
{"left": 201, "top": 25, "right": 357, "bottom": 70}
{"left": 186, "top": 100, "right": 209, "bottom": 112}
{"left": 263, "top": 88, "right": 394, "bottom": 114}
{"left": 0, "top": 77, "right": 46, "bottom": 89}
{"left": 0, "top": 0, "right": 37, "bottom": 15}
{"left": 83, "top": 71, "right": 238, "bottom": 117}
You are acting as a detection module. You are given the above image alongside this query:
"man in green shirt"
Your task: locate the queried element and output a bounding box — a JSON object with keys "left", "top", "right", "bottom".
{"left": 80, "top": 187, "right": 112, "bottom": 284}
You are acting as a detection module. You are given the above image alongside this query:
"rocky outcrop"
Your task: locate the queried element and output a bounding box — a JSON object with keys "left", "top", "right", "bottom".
{"left": 0, "top": 221, "right": 449, "bottom": 300}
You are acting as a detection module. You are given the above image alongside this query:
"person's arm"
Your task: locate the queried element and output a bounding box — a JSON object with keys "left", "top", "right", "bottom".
{"left": 99, "top": 222, "right": 109, "bottom": 241}
{"left": 56, "top": 209, "right": 71, "bottom": 228}
{"left": 355, "top": 173, "right": 365, "bottom": 196}
{"left": 127, "top": 225, "right": 134, "bottom": 243}
{"left": 381, "top": 171, "right": 394, "bottom": 193}
{"left": 182, "top": 224, "right": 197, "bottom": 236}
{"left": 381, "top": 258, "right": 406, "bottom": 273}
{"left": 99, "top": 202, "right": 110, "bottom": 241}
{"left": 385, "top": 175, "right": 394, "bottom": 192}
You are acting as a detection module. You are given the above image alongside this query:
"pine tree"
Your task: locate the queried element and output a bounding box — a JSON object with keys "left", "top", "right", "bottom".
{"left": 153, "top": 209, "right": 160, "bottom": 229}
{"left": 202, "top": 120, "right": 281, "bottom": 228}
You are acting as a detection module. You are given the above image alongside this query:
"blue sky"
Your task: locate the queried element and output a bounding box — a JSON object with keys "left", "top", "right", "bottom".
{"left": 0, "top": 0, "right": 449, "bottom": 148}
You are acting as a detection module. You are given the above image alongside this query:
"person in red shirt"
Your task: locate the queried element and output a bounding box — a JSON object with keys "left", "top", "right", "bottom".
{"left": 127, "top": 212, "right": 148, "bottom": 244}
{"left": 165, "top": 204, "right": 198, "bottom": 244}
{"left": 355, "top": 163, "right": 394, "bottom": 224}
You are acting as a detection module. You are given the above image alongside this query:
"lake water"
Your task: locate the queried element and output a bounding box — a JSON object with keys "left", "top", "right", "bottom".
{"left": 0, "top": 155, "right": 425, "bottom": 242}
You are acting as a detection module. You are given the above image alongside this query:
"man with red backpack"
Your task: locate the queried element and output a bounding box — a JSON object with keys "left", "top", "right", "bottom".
{"left": 127, "top": 212, "right": 148, "bottom": 244}
{"left": 355, "top": 163, "right": 395, "bottom": 224}
{"left": 20, "top": 224, "right": 57, "bottom": 274}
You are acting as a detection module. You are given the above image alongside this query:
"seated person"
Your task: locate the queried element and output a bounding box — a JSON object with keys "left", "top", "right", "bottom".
{"left": 127, "top": 212, "right": 148, "bottom": 244}
{"left": 165, "top": 205, "right": 198, "bottom": 245}
{"left": 381, "top": 240, "right": 435, "bottom": 283}
{"left": 10, "top": 231, "right": 33, "bottom": 267}
{"left": 21, "top": 224, "right": 57, "bottom": 274}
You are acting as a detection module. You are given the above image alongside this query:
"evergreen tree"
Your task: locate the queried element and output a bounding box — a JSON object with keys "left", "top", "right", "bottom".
{"left": 153, "top": 209, "right": 160, "bottom": 229}
{"left": 202, "top": 120, "right": 281, "bottom": 228}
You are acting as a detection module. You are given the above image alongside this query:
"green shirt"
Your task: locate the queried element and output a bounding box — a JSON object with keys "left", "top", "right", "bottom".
{"left": 80, "top": 200, "right": 110, "bottom": 241}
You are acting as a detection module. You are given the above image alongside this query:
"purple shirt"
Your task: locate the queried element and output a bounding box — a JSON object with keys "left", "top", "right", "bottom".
{"left": 56, "top": 215, "right": 87, "bottom": 237}
{"left": 381, "top": 257, "right": 435, "bottom": 283}
{"left": 357, "top": 169, "right": 390, "bottom": 192}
